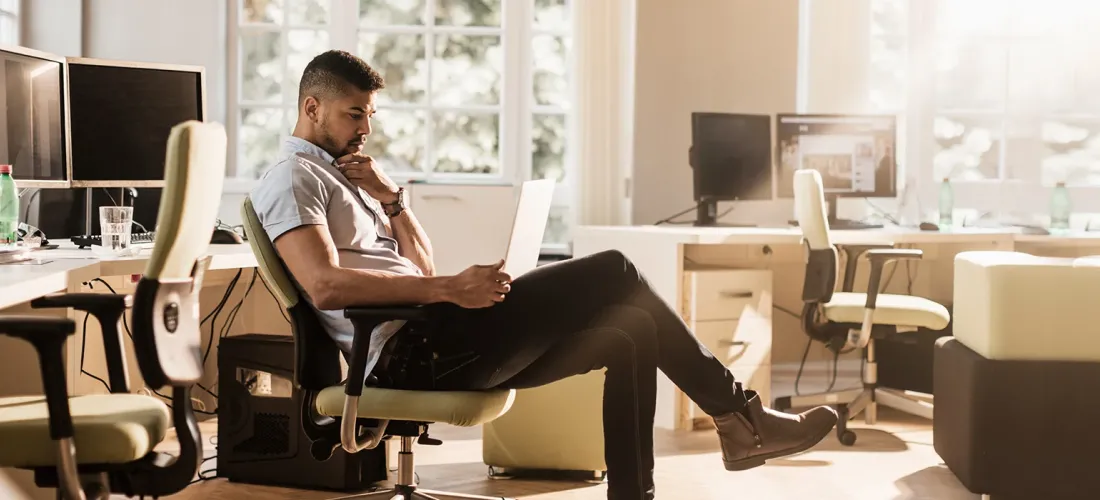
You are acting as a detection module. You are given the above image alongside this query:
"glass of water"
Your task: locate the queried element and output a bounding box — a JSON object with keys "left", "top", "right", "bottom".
{"left": 99, "top": 206, "right": 133, "bottom": 252}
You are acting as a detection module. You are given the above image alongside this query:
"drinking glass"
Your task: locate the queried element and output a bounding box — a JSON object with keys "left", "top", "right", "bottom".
{"left": 99, "top": 206, "right": 133, "bottom": 252}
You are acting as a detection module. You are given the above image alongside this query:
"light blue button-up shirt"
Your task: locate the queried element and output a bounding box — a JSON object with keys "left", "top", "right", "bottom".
{"left": 250, "top": 136, "right": 421, "bottom": 379}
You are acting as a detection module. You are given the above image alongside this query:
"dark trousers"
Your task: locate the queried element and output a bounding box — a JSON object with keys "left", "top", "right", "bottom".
{"left": 386, "top": 250, "right": 748, "bottom": 500}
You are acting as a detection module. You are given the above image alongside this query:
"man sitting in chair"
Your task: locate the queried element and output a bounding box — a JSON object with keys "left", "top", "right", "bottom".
{"left": 251, "top": 50, "right": 838, "bottom": 500}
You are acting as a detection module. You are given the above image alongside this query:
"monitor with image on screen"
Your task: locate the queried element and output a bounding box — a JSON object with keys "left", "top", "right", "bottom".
{"left": 775, "top": 114, "right": 897, "bottom": 229}
{"left": 0, "top": 45, "right": 71, "bottom": 188}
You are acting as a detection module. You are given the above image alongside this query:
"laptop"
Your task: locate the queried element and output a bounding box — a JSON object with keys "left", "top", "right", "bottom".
{"left": 502, "top": 179, "right": 556, "bottom": 278}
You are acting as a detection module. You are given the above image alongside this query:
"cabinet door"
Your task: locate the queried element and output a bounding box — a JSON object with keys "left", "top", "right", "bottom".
{"left": 408, "top": 184, "right": 517, "bottom": 276}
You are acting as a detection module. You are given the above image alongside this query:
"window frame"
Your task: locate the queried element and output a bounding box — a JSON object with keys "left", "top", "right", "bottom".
{"left": 867, "top": 0, "right": 1100, "bottom": 217}
{"left": 226, "top": 0, "right": 575, "bottom": 250}
{"left": 0, "top": 0, "right": 20, "bottom": 46}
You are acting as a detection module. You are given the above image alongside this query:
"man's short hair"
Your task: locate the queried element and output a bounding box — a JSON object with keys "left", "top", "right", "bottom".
{"left": 298, "top": 50, "right": 385, "bottom": 105}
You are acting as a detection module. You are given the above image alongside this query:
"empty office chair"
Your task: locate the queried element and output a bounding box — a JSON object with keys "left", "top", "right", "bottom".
{"left": 773, "top": 169, "right": 950, "bottom": 446}
{"left": 239, "top": 197, "right": 515, "bottom": 500}
{"left": 0, "top": 120, "right": 226, "bottom": 498}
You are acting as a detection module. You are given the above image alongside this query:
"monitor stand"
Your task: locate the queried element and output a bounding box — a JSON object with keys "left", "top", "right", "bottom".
{"left": 693, "top": 200, "right": 755, "bottom": 228}
{"left": 789, "top": 194, "right": 883, "bottom": 230}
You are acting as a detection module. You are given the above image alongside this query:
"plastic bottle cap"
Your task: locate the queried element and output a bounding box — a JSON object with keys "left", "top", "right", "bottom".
{"left": 0, "top": 165, "right": 10, "bottom": 175}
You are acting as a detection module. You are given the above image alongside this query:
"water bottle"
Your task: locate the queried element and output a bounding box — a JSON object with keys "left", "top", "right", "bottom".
{"left": 0, "top": 165, "right": 18, "bottom": 247}
{"left": 1050, "top": 182, "right": 1071, "bottom": 230}
{"left": 938, "top": 178, "right": 953, "bottom": 227}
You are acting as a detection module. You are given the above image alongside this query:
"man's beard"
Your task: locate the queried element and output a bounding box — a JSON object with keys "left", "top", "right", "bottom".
{"left": 318, "top": 124, "right": 360, "bottom": 158}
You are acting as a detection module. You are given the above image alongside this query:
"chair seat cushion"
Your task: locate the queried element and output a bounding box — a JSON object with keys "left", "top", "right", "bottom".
{"left": 0, "top": 394, "right": 170, "bottom": 467}
{"left": 824, "top": 292, "right": 950, "bottom": 330}
{"left": 315, "top": 386, "right": 515, "bottom": 427}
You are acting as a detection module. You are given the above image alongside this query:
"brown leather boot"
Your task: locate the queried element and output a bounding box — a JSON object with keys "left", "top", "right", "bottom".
{"left": 712, "top": 390, "right": 838, "bottom": 471}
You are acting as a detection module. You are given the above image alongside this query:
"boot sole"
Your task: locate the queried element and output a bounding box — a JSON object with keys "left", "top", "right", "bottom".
{"left": 722, "top": 415, "right": 839, "bottom": 472}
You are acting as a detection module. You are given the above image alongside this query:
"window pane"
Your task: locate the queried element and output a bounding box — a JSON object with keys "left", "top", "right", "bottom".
{"left": 869, "top": 36, "right": 906, "bottom": 111}
{"left": 286, "top": 30, "right": 330, "bottom": 104}
{"left": 533, "top": 35, "right": 570, "bottom": 108}
{"left": 435, "top": 0, "right": 501, "bottom": 26}
{"left": 243, "top": 0, "right": 283, "bottom": 24}
{"left": 0, "top": 14, "right": 16, "bottom": 46}
{"left": 543, "top": 205, "right": 571, "bottom": 246}
{"left": 286, "top": 0, "right": 328, "bottom": 25}
{"left": 870, "top": 0, "right": 907, "bottom": 36}
{"left": 241, "top": 31, "right": 284, "bottom": 103}
{"left": 1008, "top": 42, "right": 1074, "bottom": 115}
{"left": 433, "top": 112, "right": 500, "bottom": 174}
{"left": 359, "top": 33, "right": 427, "bottom": 104}
{"left": 432, "top": 35, "right": 503, "bottom": 106}
{"left": 933, "top": 115, "right": 1002, "bottom": 180}
{"left": 533, "top": 114, "right": 567, "bottom": 182}
{"left": 0, "top": 0, "right": 17, "bottom": 14}
{"left": 935, "top": 42, "right": 1005, "bottom": 111}
{"left": 534, "top": 0, "right": 568, "bottom": 31}
{"left": 933, "top": 0, "right": 1008, "bottom": 37}
{"left": 1075, "top": 47, "right": 1100, "bottom": 114}
{"left": 1007, "top": 0, "right": 1077, "bottom": 37}
{"left": 362, "top": 109, "right": 427, "bottom": 174}
{"left": 360, "top": 0, "right": 425, "bottom": 25}
{"left": 1036, "top": 119, "right": 1100, "bottom": 186}
{"left": 239, "top": 108, "right": 286, "bottom": 178}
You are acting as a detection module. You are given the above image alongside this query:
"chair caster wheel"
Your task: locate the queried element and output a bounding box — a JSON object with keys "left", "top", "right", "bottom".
{"left": 584, "top": 471, "right": 607, "bottom": 484}
{"left": 839, "top": 430, "right": 857, "bottom": 446}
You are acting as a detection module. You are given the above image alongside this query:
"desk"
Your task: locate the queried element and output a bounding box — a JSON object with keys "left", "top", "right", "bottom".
{"left": 0, "top": 244, "right": 287, "bottom": 406}
{"left": 571, "top": 225, "right": 1100, "bottom": 430}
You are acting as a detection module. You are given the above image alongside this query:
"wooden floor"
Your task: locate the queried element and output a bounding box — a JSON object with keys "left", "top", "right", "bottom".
{"left": 161, "top": 364, "right": 981, "bottom": 500}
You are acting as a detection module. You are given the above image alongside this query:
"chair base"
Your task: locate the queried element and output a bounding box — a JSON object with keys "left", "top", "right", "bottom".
{"left": 342, "top": 487, "right": 511, "bottom": 500}
{"left": 773, "top": 344, "right": 933, "bottom": 446}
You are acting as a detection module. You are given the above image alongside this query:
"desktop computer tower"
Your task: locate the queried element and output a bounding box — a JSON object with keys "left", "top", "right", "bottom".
{"left": 217, "top": 334, "right": 387, "bottom": 492}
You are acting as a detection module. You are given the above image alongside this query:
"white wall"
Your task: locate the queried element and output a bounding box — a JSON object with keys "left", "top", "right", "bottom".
{"left": 80, "top": 0, "right": 227, "bottom": 125}
{"left": 630, "top": 0, "right": 801, "bottom": 226}
{"left": 22, "top": 0, "right": 82, "bottom": 57}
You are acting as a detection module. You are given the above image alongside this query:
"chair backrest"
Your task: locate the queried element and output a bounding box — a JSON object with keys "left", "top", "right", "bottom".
{"left": 132, "top": 120, "right": 226, "bottom": 389}
{"left": 240, "top": 196, "right": 343, "bottom": 390}
{"left": 793, "top": 169, "right": 839, "bottom": 305}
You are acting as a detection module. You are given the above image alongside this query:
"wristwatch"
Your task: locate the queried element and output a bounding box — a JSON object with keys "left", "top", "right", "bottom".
{"left": 381, "top": 187, "right": 407, "bottom": 218}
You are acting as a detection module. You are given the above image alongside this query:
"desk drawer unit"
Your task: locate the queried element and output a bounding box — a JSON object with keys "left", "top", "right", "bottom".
{"left": 679, "top": 269, "right": 773, "bottom": 430}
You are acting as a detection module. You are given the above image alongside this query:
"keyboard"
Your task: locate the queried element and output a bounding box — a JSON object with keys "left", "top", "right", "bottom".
{"left": 71, "top": 231, "right": 157, "bottom": 249}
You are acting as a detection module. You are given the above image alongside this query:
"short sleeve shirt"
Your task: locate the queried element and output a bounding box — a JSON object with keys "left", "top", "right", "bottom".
{"left": 250, "top": 136, "right": 421, "bottom": 379}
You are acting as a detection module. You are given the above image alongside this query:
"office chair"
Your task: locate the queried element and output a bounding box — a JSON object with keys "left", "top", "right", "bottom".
{"left": 773, "top": 169, "right": 950, "bottom": 446}
{"left": 0, "top": 120, "right": 227, "bottom": 498}
{"left": 240, "top": 197, "right": 516, "bottom": 500}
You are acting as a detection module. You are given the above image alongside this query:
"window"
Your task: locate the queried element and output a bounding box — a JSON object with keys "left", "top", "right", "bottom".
{"left": 0, "top": 0, "right": 19, "bottom": 45}
{"left": 863, "top": 0, "right": 1100, "bottom": 212}
{"left": 229, "top": 0, "right": 574, "bottom": 250}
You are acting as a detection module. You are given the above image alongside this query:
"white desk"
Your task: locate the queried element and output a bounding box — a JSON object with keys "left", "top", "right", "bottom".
{"left": 0, "top": 243, "right": 274, "bottom": 401}
{"left": 569, "top": 225, "right": 1100, "bottom": 430}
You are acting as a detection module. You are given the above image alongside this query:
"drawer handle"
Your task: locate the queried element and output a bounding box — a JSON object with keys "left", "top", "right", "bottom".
{"left": 719, "top": 290, "right": 754, "bottom": 299}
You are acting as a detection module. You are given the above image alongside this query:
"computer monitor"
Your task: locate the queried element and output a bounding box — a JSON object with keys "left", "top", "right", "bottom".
{"left": 775, "top": 113, "right": 897, "bottom": 229}
{"left": 0, "top": 45, "right": 71, "bottom": 187}
{"left": 66, "top": 58, "right": 204, "bottom": 186}
{"left": 689, "top": 112, "right": 773, "bottom": 226}
{"left": 20, "top": 187, "right": 162, "bottom": 239}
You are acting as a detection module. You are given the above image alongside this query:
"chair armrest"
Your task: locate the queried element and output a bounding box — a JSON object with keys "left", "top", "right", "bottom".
{"left": 835, "top": 244, "right": 895, "bottom": 292}
{"left": 338, "top": 305, "right": 426, "bottom": 454}
{"left": 0, "top": 317, "right": 77, "bottom": 440}
{"left": 33, "top": 293, "right": 132, "bottom": 394}
{"left": 845, "top": 248, "right": 923, "bottom": 350}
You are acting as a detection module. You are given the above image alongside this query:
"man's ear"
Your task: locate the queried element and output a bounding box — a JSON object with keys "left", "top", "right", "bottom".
{"left": 303, "top": 96, "right": 321, "bottom": 122}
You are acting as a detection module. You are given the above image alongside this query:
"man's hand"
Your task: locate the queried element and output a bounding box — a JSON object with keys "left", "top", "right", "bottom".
{"left": 335, "top": 152, "right": 399, "bottom": 203}
{"left": 444, "top": 260, "right": 512, "bottom": 308}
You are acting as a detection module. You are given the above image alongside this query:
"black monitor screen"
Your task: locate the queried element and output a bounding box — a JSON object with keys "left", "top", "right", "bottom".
{"left": 68, "top": 62, "right": 202, "bottom": 182}
{"left": 21, "top": 187, "right": 162, "bottom": 238}
{"left": 776, "top": 114, "right": 897, "bottom": 199}
{"left": 690, "top": 113, "right": 773, "bottom": 202}
{"left": 0, "top": 49, "right": 67, "bottom": 182}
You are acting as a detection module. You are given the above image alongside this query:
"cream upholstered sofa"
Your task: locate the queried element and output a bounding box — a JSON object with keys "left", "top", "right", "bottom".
{"left": 934, "top": 251, "right": 1100, "bottom": 499}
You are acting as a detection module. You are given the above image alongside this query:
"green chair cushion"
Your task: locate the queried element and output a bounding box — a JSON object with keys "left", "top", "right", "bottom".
{"left": 315, "top": 386, "right": 515, "bottom": 427}
{"left": 0, "top": 394, "right": 171, "bottom": 467}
